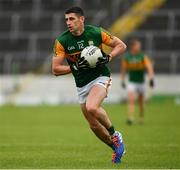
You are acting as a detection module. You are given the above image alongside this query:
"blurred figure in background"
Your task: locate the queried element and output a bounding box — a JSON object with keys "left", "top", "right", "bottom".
{"left": 121, "top": 39, "right": 155, "bottom": 125}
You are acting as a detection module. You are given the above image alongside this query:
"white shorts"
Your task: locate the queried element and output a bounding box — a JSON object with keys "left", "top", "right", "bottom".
{"left": 127, "top": 82, "right": 145, "bottom": 94}
{"left": 77, "top": 76, "right": 112, "bottom": 104}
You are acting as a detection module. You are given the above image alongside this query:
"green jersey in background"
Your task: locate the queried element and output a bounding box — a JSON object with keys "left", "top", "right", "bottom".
{"left": 122, "top": 52, "right": 151, "bottom": 83}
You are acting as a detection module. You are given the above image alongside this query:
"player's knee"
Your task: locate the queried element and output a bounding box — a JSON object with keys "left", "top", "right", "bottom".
{"left": 86, "top": 104, "right": 98, "bottom": 115}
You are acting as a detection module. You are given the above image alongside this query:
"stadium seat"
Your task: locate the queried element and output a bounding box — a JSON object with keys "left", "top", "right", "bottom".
{"left": 153, "top": 54, "right": 171, "bottom": 73}
{"left": 0, "top": 16, "right": 11, "bottom": 32}
{"left": 175, "top": 15, "right": 180, "bottom": 30}
{"left": 171, "top": 36, "right": 180, "bottom": 51}
{"left": 41, "top": 0, "right": 74, "bottom": 11}
{"left": 177, "top": 56, "right": 180, "bottom": 73}
{"left": 19, "top": 15, "right": 53, "bottom": 33}
{"left": 153, "top": 35, "right": 180, "bottom": 51}
{"left": 161, "top": 0, "right": 180, "bottom": 10}
{"left": 1, "top": 52, "right": 50, "bottom": 73}
{"left": 138, "top": 14, "right": 169, "bottom": 31}
{"left": 0, "top": 0, "right": 33, "bottom": 12}
{"left": 117, "top": 0, "right": 139, "bottom": 16}
{"left": 81, "top": 1, "right": 107, "bottom": 10}
{"left": 0, "top": 57, "right": 3, "bottom": 73}
{"left": 0, "top": 37, "right": 28, "bottom": 52}
{"left": 37, "top": 38, "right": 54, "bottom": 52}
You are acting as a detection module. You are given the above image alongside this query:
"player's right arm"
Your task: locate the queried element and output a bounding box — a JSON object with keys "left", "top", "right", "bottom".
{"left": 52, "top": 57, "right": 71, "bottom": 76}
{"left": 52, "top": 40, "right": 71, "bottom": 76}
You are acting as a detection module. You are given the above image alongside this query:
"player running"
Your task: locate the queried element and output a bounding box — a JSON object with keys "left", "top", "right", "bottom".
{"left": 52, "top": 7, "right": 126, "bottom": 163}
{"left": 121, "top": 39, "right": 155, "bottom": 125}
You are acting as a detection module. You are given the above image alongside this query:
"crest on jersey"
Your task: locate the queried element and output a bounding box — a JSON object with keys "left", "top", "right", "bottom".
{"left": 88, "top": 40, "right": 94, "bottom": 46}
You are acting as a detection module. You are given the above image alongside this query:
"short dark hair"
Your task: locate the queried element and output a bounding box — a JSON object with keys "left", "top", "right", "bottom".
{"left": 65, "top": 6, "right": 84, "bottom": 16}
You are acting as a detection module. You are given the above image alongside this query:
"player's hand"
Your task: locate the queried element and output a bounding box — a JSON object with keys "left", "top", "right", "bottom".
{"left": 72, "top": 57, "right": 90, "bottom": 71}
{"left": 121, "top": 81, "right": 126, "bottom": 89}
{"left": 149, "top": 79, "right": 154, "bottom": 88}
{"left": 96, "top": 50, "right": 110, "bottom": 66}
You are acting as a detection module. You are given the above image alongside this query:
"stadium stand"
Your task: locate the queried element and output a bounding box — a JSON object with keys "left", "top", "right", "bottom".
{"left": 0, "top": 0, "right": 179, "bottom": 74}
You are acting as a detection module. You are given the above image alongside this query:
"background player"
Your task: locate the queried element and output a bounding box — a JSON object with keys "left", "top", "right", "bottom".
{"left": 52, "top": 7, "right": 127, "bottom": 163}
{"left": 121, "top": 39, "right": 155, "bottom": 125}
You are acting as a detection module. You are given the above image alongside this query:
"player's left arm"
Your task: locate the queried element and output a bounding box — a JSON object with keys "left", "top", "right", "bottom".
{"left": 144, "top": 55, "right": 155, "bottom": 87}
{"left": 107, "top": 36, "right": 127, "bottom": 60}
{"left": 101, "top": 30, "right": 127, "bottom": 60}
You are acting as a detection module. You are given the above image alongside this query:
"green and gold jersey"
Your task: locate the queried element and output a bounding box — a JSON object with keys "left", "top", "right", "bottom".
{"left": 122, "top": 52, "right": 151, "bottom": 83}
{"left": 53, "top": 25, "right": 113, "bottom": 87}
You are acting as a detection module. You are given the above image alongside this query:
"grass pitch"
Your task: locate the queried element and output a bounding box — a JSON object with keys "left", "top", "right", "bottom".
{"left": 0, "top": 96, "right": 180, "bottom": 169}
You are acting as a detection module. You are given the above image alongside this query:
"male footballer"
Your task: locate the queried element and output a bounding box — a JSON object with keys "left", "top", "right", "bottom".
{"left": 121, "top": 39, "right": 154, "bottom": 125}
{"left": 52, "top": 7, "right": 127, "bottom": 163}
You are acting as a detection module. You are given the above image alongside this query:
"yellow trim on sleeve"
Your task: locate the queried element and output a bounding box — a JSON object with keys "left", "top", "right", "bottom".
{"left": 101, "top": 31, "right": 113, "bottom": 46}
{"left": 54, "top": 40, "right": 66, "bottom": 58}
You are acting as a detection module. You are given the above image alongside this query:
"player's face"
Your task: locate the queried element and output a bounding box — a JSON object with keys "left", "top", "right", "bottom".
{"left": 65, "top": 13, "right": 84, "bottom": 34}
{"left": 131, "top": 41, "right": 141, "bottom": 54}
